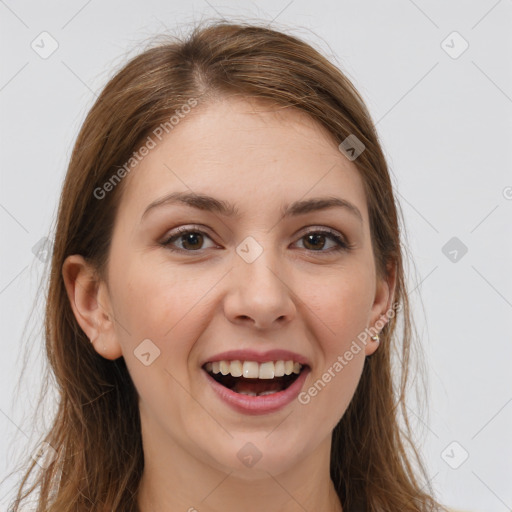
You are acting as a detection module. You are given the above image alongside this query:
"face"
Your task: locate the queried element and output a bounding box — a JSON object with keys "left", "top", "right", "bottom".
{"left": 65, "top": 95, "right": 393, "bottom": 479}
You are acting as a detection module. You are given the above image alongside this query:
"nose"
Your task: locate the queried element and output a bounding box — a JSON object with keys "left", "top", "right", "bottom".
{"left": 223, "top": 245, "right": 296, "bottom": 331}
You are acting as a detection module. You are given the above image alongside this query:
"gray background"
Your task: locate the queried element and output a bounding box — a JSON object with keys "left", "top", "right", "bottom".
{"left": 1, "top": 1, "right": 511, "bottom": 511}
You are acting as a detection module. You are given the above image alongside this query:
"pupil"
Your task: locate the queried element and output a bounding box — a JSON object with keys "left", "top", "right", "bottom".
{"left": 182, "top": 233, "right": 202, "bottom": 250}
{"left": 180, "top": 233, "right": 327, "bottom": 251}
{"left": 304, "top": 234, "right": 325, "bottom": 250}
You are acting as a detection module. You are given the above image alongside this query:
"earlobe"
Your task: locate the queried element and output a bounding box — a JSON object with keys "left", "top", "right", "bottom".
{"left": 62, "top": 255, "right": 123, "bottom": 360}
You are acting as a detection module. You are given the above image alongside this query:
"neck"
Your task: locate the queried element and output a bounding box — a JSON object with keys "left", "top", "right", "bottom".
{"left": 136, "top": 413, "right": 342, "bottom": 512}
{"left": 138, "top": 469, "right": 343, "bottom": 512}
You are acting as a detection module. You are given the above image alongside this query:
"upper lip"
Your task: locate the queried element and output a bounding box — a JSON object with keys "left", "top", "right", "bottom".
{"left": 201, "top": 349, "right": 311, "bottom": 367}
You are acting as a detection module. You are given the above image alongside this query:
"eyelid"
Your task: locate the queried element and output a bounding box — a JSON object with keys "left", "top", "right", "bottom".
{"left": 296, "top": 225, "right": 346, "bottom": 241}
{"left": 160, "top": 225, "right": 218, "bottom": 248}
{"left": 294, "top": 226, "right": 353, "bottom": 252}
{"left": 161, "top": 224, "right": 353, "bottom": 253}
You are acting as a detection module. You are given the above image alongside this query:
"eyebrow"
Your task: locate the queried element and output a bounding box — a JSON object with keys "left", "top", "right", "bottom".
{"left": 141, "top": 191, "right": 363, "bottom": 223}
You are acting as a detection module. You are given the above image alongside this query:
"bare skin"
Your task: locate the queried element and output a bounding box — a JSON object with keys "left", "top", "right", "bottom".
{"left": 63, "top": 95, "right": 395, "bottom": 512}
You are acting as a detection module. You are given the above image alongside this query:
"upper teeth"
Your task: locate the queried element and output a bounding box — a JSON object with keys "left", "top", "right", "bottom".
{"left": 205, "top": 360, "right": 303, "bottom": 379}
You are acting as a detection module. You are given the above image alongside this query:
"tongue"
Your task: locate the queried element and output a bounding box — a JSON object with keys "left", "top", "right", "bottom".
{"left": 232, "top": 378, "right": 285, "bottom": 395}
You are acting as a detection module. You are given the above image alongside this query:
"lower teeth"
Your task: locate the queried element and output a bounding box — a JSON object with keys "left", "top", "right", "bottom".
{"left": 237, "top": 389, "right": 279, "bottom": 396}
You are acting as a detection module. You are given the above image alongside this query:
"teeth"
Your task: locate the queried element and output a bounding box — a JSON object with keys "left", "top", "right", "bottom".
{"left": 206, "top": 359, "right": 303, "bottom": 378}
{"left": 238, "top": 389, "right": 280, "bottom": 397}
{"left": 219, "top": 360, "right": 230, "bottom": 375}
{"left": 258, "top": 389, "right": 279, "bottom": 396}
{"left": 229, "top": 360, "right": 243, "bottom": 377}
{"left": 274, "top": 360, "right": 285, "bottom": 377}
{"left": 242, "top": 361, "right": 259, "bottom": 378}
{"left": 259, "top": 361, "right": 274, "bottom": 379}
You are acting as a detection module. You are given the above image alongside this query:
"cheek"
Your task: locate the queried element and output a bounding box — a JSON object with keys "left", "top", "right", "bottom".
{"left": 304, "top": 353, "right": 365, "bottom": 437}
{"left": 301, "top": 265, "right": 374, "bottom": 347}
{"left": 111, "top": 261, "right": 209, "bottom": 419}
{"left": 112, "top": 257, "right": 209, "bottom": 340}
{"left": 110, "top": 259, "right": 225, "bottom": 394}
{"left": 303, "top": 266, "right": 373, "bottom": 422}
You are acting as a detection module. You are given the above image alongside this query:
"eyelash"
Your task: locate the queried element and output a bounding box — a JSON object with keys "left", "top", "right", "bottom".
{"left": 160, "top": 225, "right": 354, "bottom": 254}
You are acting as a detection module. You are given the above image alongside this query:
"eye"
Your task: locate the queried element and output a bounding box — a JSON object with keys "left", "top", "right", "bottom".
{"left": 160, "top": 226, "right": 353, "bottom": 254}
{"left": 161, "top": 226, "right": 217, "bottom": 252}
{"left": 293, "top": 228, "right": 352, "bottom": 253}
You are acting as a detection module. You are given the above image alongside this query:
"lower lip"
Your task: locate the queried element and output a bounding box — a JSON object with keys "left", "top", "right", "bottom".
{"left": 203, "top": 367, "right": 310, "bottom": 415}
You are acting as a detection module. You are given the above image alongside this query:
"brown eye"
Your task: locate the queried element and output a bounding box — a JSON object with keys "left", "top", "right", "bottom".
{"left": 161, "top": 226, "right": 352, "bottom": 255}
{"left": 302, "top": 233, "right": 329, "bottom": 251}
{"left": 295, "top": 230, "right": 350, "bottom": 253}
{"left": 177, "top": 232, "right": 204, "bottom": 250}
{"left": 161, "top": 227, "right": 216, "bottom": 252}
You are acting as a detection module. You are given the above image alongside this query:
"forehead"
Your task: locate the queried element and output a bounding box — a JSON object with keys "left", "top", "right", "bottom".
{"left": 118, "top": 96, "right": 368, "bottom": 223}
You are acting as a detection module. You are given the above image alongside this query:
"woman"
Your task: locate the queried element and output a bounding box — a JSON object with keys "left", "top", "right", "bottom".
{"left": 8, "top": 20, "right": 448, "bottom": 511}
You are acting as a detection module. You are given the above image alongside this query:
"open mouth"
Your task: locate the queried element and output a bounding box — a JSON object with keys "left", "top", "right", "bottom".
{"left": 203, "top": 360, "right": 307, "bottom": 397}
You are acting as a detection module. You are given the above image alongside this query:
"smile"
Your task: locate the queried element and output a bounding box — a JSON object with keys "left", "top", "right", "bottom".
{"left": 203, "top": 359, "right": 305, "bottom": 397}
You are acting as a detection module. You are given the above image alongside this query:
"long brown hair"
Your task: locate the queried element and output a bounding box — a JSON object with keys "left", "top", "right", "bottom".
{"left": 6, "top": 19, "right": 447, "bottom": 511}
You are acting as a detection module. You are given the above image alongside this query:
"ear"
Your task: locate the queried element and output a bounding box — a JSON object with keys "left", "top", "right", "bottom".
{"left": 365, "top": 260, "right": 397, "bottom": 356}
{"left": 62, "top": 254, "right": 123, "bottom": 360}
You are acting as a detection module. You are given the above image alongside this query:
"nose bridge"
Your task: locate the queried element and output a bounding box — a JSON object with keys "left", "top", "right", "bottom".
{"left": 224, "top": 233, "right": 295, "bottom": 328}
{"left": 236, "top": 231, "right": 284, "bottom": 284}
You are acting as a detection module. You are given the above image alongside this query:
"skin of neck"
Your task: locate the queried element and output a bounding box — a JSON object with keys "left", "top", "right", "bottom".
{"left": 136, "top": 404, "right": 343, "bottom": 512}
